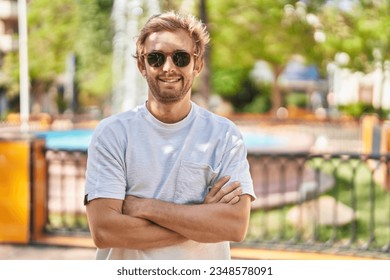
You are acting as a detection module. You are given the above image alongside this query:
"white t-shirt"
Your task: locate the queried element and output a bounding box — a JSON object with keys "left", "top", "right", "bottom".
{"left": 85, "top": 102, "right": 256, "bottom": 259}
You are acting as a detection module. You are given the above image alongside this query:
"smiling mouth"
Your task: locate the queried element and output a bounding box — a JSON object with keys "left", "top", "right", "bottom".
{"left": 159, "top": 77, "right": 181, "bottom": 83}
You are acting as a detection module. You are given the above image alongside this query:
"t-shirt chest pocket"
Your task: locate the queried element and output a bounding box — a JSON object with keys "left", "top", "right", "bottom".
{"left": 174, "top": 161, "right": 219, "bottom": 204}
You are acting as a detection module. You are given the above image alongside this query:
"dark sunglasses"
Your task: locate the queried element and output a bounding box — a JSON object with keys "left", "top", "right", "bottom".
{"left": 144, "top": 51, "right": 194, "bottom": 68}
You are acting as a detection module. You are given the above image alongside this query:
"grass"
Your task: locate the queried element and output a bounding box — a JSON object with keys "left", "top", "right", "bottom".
{"left": 46, "top": 213, "right": 89, "bottom": 233}
{"left": 246, "top": 157, "right": 390, "bottom": 251}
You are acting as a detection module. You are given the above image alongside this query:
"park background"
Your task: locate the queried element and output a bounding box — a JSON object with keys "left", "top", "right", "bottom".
{"left": 0, "top": 0, "right": 390, "bottom": 260}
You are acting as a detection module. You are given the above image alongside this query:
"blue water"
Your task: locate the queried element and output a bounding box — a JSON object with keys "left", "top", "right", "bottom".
{"left": 36, "top": 129, "right": 286, "bottom": 151}
{"left": 36, "top": 129, "right": 93, "bottom": 151}
{"left": 241, "top": 132, "right": 287, "bottom": 149}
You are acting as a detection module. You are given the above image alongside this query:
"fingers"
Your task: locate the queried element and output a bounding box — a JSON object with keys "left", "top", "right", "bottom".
{"left": 213, "top": 181, "right": 240, "bottom": 202}
{"left": 218, "top": 184, "right": 242, "bottom": 204}
{"left": 228, "top": 195, "right": 240, "bottom": 205}
{"left": 207, "top": 176, "right": 230, "bottom": 197}
{"left": 204, "top": 176, "right": 231, "bottom": 204}
{"left": 204, "top": 176, "right": 243, "bottom": 205}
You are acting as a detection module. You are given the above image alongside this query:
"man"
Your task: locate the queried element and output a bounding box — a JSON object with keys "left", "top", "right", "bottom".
{"left": 84, "top": 11, "right": 256, "bottom": 260}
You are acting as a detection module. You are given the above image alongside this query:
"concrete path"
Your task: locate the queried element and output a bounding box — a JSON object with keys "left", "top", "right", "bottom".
{"left": 1, "top": 243, "right": 383, "bottom": 260}
{"left": 0, "top": 244, "right": 96, "bottom": 260}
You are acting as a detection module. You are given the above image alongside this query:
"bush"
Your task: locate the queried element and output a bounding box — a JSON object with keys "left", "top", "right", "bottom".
{"left": 338, "top": 102, "right": 376, "bottom": 118}
{"left": 285, "top": 92, "right": 308, "bottom": 108}
{"left": 242, "top": 89, "right": 272, "bottom": 113}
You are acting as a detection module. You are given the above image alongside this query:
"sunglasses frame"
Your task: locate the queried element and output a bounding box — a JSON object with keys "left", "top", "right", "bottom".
{"left": 143, "top": 50, "right": 196, "bottom": 68}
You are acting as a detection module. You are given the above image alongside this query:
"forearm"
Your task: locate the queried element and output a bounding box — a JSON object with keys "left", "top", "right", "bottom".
{"left": 95, "top": 216, "right": 186, "bottom": 250}
{"left": 86, "top": 199, "right": 187, "bottom": 250}
{"left": 130, "top": 195, "right": 251, "bottom": 243}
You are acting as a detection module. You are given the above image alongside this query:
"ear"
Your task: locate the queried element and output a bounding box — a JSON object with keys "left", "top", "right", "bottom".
{"left": 193, "top": 59, "right": 204, "bottom": 76}
{"left": 137, "top": 59, "right": 147, "bottom": 77}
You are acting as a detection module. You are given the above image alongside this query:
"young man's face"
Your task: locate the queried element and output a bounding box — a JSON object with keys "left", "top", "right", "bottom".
{"left": 139, "top": 29, "right": 202, "bottom": 105}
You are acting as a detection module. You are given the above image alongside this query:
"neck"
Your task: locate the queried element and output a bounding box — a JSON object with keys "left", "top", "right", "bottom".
{"left": 146, "top": 99, "right": 192, "bottom": 124}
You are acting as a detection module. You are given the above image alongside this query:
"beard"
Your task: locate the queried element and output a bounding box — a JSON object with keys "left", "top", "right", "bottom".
{"left": 146, "top": 74, "right": 193, "bottom": 104}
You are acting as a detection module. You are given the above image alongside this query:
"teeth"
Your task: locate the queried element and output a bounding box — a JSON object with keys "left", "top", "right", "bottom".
{"left": 160, "top": 78, "right": 180, "bottom": 83}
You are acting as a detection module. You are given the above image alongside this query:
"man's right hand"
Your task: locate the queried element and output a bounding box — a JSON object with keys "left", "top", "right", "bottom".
{"left": 204, "top": 176, "right": 242, "bottom": 205}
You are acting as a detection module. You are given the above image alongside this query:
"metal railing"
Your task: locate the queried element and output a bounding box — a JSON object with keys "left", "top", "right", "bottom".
{"left": 43, "top": 148, "right": 390, "bottom": 258}
{"left": 44, "top": 149, "right": 89, "bottom": 235}
{"left": 245, "top": 152, "right": 390, "bottom": 258}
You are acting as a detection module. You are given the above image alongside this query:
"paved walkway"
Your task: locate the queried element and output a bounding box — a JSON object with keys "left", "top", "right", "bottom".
{"left": 1, "top": 243, "right": 382, "bottom": 260}
{"left": 0, "top": 244, "right": 96, "bottom": 260}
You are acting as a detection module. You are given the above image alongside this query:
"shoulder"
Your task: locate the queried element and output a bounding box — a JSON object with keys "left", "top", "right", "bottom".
{"left": 192, "top": 103, "right": 244, "bottom": 149}
{"left": 194, "top": 103, "right": 238, "bottom": 130}
{"left": 96, "top": 106, "right": 144, "bottom": 132}
{"left": 193, "top": 103, "right": 242, "bottom": 138}
{"left": 92, "top": 105, "right": 146, "bottom": 143}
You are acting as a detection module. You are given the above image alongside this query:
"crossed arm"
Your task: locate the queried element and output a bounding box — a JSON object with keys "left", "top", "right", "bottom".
{"left": 124, "top": 193, "right": 251, "bottom": 244}
{"left": 86, "top": 176, "right": 251, "bottom": 250}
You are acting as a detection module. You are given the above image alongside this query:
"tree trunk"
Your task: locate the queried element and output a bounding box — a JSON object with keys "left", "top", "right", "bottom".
{"left": 30, "top": 80, "right": 46, "bottom": 114}
{"left": 271, "top": 65, "right": 285, "bottom": 114}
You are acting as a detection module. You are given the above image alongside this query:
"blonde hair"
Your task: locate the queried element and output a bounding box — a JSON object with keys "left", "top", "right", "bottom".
{"left": 135, "top": 11, "right": 210, "bottom": 66}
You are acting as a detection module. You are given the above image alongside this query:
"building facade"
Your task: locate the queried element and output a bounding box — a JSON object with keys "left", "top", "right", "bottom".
{"left": 0, "top": 0, "right": 18, "bottom": 64}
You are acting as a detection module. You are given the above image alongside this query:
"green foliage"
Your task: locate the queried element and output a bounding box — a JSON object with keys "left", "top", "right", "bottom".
{"left": 212, "top": 68, "right": 250, "bottom": 97}
{"left": 338, "top": 102, "right": 390, "bottom": 119}
{"left": 286, "top": 92, "right": 308, "bottom": 108}
{"left": 1, "top": 0, "right": 389, "bottom": 113}
{"left": 1, "top": 0, "right": 114, "bottom": 111}
{"left": 319, "top": 0, "right": 390, "bottom": 72}
{"left": 27, "top": 0, "right": 80, "bottom": 82}
{"left": 55, "top": 93, "right": 67, "bottom": 114}
{"left": 75, "top": 0, "right": 113, "bottom": 100}
{"left": 1, "top": 52, "right": 20, "bottom": 97}
{"left": 208, "top": 0, "right": 321, "bottom": 111}
{"left": 2, "top": 0, "right": 80, "bottom": 99}
{"left": 212, "top": 66, "right": 272, "bottom": 113}
{"left": 242, "top": 86, "right": 272, "bottom": 114}
{"left": 160, "top": 0, "right": 183, "bottom": 11}
{"left": 207, "top": 0, "right": 390, "bottom": 112}
{"left": 338, "top": 102, "right": 376, "bottom": 118}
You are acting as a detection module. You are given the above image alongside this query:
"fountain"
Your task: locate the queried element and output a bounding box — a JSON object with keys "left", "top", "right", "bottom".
{"left": 111, "top": 0, "right": 160, "bottom": 114}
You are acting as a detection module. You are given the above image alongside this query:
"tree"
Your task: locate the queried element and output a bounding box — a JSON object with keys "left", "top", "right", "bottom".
{"left": 3, "top": 0, "right": 80, "bottom": 113}
{"left": 76, "top": 0, "right": 113, "bottom": 107}
{"left": 319, "top": 0, "right": 390, "bottom": 71}
{"left": 197, "top": 0, "right": 211, "bottom": 104}
{"left": 318, "top": 0, "right": 390, "bottom": 115}
{"left": 208, "top": 0, "right": 325, "bottom": 113}
{"left": 2, "top": 0, "right": 115, "bottom": 114}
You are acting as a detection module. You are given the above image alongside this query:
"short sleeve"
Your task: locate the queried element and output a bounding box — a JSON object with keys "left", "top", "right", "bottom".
{"left": 217, "top": 127, "right": 256, "bottom": 201}
{"left": 84, "top": 121, "right": 127, "bottom": 203}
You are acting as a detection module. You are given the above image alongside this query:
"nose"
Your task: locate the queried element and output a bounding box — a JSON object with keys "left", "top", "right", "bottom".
{"left": 162, "top": 56, "right": 176, "bottom": 72}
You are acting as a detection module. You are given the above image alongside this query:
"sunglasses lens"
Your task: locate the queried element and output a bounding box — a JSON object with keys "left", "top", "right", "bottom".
{"left": 173, "top": 52, "right": 191, "bottom": 67}
{"left": 147, "top": 52, "right": 165, "bottom": 67}
{"left": 146, "top": 51, "right": 191, "bottom": 68}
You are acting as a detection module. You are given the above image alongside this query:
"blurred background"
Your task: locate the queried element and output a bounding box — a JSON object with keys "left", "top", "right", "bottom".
{"left": 0, "top": 0, "right": 390, "bottom": 260}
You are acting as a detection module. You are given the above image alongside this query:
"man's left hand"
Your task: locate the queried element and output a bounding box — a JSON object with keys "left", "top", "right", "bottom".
{"left": 204, "top": 176, "right": 242, "bottom": 205}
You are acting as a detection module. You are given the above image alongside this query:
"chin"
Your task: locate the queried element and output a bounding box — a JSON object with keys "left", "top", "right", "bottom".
{"left": 155, "top": 93, "right": 188, "bottom": 104}
{"left": 156, "top": 97, "right": 183, "bottom": 104}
